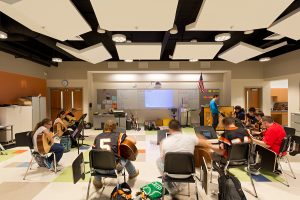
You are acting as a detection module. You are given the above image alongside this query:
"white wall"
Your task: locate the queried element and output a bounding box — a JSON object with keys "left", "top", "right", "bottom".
{"left": 270, "top": 80, "right": 288, "bottom": 88}
{"left": 231, "top": 79, "right": 271, "bottom": 115}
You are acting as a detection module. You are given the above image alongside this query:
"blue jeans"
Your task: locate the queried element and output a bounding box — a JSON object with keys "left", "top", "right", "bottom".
{"left": 94, "top": 158, "right": 137, "bottom": 181}
{"left": 47, "top": 143, "right": 64, "bottom": 164}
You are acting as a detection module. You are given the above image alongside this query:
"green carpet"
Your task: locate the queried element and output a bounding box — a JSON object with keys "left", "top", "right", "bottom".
{"left": 54, "top": 151, "right": 90, "bottom": 182}
{"left": 228, "top": 167, "right": 284, "bottom": 182}
{"left": 0, "top": 149, "right": 27, "bottom": 162}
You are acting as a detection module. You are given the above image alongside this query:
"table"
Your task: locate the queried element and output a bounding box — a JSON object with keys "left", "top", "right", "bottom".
{"left": 0, "top": 125, "right": 13, "bottom": 154}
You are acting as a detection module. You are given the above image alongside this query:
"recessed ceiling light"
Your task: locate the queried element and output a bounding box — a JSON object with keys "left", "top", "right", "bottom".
{"left": 112, "top": 34, "right": 126, "bottom": 43}
{"left": 0, "top": 31, "right": 8, "bottom": 39}
{"left": 52, "top": 57, "right": 62, "bottom": 62}
{"left": 244, "top": 30, "right": 254, "bottom": 35}
{"left": 189, "top": 58, "right": 198, "bottom": 62}
{"left": 259, "top": 57, "right": 271, "bottom": 62}
{"left": 215, "top": 33, "right": 231, "bottom": 42}
{"left": 170, "top": 25, "right": 178, "bottom": 34}
{"left": 124, "top": 59, "right": 133, "bottom": 62}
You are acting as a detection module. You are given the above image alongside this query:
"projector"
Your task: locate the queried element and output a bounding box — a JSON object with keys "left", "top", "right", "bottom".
{"left": 154, "top": 81, "right": 162, "bottom": 89}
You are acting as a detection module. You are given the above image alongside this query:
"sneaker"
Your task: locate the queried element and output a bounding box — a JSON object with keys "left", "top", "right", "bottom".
{"left": 43, "top": 159, "right": 51, "bottom": 169}
{"left": 93, "top": 178, "right": 103, "bottom": 189}
{"left": 247, "top": 167, "right": 260, "bottom": 176}
{"left": 129, "top": 169, "right": 139, "bottom": 179}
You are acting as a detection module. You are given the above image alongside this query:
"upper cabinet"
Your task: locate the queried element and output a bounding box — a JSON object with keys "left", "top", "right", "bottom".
{"left": 271, "top": 88, "right": 288, "bottom": 102}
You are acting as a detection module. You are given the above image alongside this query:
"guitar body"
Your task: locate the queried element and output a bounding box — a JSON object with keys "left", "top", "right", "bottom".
{"left": 37, "top": 133, "right": 53, "bottom": 154}
{"left": 120, "top": 139, "right": 138, "bottom": 161}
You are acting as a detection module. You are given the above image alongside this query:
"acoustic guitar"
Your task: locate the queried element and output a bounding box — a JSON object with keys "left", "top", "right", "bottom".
{"left": 120, "top": 139, "right": 138, "bottom": 161}
{"left": 36, "top": 133, "right": 54, "bottom": 154}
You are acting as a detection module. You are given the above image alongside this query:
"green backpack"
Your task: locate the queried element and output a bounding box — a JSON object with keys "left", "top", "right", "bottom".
{"left": 137, "top": 181, "right": 168, "bottom": 200}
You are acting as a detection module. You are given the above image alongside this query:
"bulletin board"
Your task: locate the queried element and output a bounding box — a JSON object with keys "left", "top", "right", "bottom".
{"left": 97, "top": 89, "right": 117, "bottom": 109}
{"left": 199, "top": 89, "right": 220, "bottom": 107}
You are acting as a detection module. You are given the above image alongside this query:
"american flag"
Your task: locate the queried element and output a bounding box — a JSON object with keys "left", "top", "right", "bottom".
{"left": 198, "top": 73, "right": 205, "bottom": 93}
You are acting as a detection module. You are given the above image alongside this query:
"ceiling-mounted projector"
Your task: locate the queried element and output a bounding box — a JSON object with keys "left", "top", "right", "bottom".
{"left": 154, "top": 81, "right": 162, "bottom": 89}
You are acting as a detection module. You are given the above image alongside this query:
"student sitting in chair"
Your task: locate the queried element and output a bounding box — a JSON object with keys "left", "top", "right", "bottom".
{"left": 32, "top": 118, "right": 64, "bottom": 170}
{"left": 212, "top": 117, "right": 251, "bottom": 163}
{"left": 157, "top": 119, "right": 210, "bottom": 198}
{"left": 92, "top": 120, "right": 139, "bottom": 189}
{"left": 53, "top": 110, "right": 68, "bottom": 137}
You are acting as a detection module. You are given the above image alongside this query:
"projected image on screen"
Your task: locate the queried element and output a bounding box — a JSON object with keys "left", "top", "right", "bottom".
{"left": 145, "top": 90, "right": 174, "bottom": 108}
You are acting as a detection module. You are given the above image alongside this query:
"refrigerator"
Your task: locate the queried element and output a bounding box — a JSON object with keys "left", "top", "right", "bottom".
{"left": 29, "top": 96, "right": 46, "bottom": 129}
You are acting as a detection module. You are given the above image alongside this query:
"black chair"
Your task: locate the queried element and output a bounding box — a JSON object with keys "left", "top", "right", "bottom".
{"left": 222, "top": 143, "right": 258, "bottom": 197}
{"left": 276, "top": 137, "right": 296, "bottom": 186}
{"left": 23, "top": 131, "right": 57, "bottom": 180}
{"left": 86, "top": 149, "right": 125, "bottom": 200}
{"left": 162, "top": 152, "right": 199, "bottom": 200}
{"left": 284, "top": 127, "right": 296, "bottom": 138}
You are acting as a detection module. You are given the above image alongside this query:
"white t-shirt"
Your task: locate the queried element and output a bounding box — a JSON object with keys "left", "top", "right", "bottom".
{"left": 33, "top": 126, "right": 49, "bottom": 152}
{"left": 161, "top": 132, "right": 199, "bottom": 156}
{"left": 161, "top": 132, "right": 199, "bottom": 178}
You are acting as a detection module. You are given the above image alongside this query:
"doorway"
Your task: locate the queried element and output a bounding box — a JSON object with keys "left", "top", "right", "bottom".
{"left": 244, "top": 88, "right": 262, "bottom": 112}
{"left": 50, "top": 88, "right": 83, "bottom": 122}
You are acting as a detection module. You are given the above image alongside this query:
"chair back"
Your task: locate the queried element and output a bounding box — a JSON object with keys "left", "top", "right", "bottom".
{"left": 228, "top": 143, "right": 250, "bottom": 162}
{"left": 89, "top": 149, "right": 116, "bottom": 171}
{"left": 284, "top": 127, "right": 296, "bottom": 138}
{"left": 279, "top": 137, "right": 290, "bottom": 154}
{"left": 164, "top": 152, "right": 195, "bottom": 175}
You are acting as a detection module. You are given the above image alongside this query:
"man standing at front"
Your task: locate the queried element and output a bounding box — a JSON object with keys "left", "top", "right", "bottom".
{"left": 210, "top": 95, "right": 219, "bottom": 130}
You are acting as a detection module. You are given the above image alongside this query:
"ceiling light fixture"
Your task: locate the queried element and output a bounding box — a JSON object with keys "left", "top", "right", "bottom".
{"left": 52, "top": 57, "right": 62, "bottom": 62}
{"left": 244, "top": 30, "right": 254, "bottom": 35}
{"left": 112, "top": 34, "right": 126, "bottom": 43}
{"left": 0, "top": 31, "right": 8, "bottom": 39}
{"left": 124, "top": 59, "right": 133, "bottom": 63}
{"left": 189, "top": 58, "right": 198, "bottom": 62}
{"left": 170, "top": 25, "right": 178, "bottom": 34}
{"left": 259, "top": 57, "right": 271, "bottom": 62}
{"left": 215, "top": 33, "right": 231, "bottom": 42}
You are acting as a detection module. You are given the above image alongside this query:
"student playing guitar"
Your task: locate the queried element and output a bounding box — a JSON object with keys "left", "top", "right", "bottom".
{"left": 32, "top": 118, "right": 64, "bottom": 170}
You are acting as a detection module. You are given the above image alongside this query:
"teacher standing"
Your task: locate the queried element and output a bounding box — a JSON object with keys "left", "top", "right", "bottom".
{"left": 210, "top": 95, "right": 219, "bottom": 130}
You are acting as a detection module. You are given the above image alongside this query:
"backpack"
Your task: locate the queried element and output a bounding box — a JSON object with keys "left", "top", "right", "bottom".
{"left": 111, "top": 182, "right": 133, "bottom": 200}
{"left": 218, "top": 174, "right": 247, "bottom": 200}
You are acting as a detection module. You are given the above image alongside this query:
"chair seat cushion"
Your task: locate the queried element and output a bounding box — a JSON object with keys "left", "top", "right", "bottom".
{"left": 91, "top": 171, "right": 117, "bottom": 178}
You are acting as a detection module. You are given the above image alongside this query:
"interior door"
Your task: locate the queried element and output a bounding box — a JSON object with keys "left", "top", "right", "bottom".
{"left": 50, "top": 88, "right": 83, "bottom": 121}
{"left": 245, "top": 88, "right": 262, "bottom": 111}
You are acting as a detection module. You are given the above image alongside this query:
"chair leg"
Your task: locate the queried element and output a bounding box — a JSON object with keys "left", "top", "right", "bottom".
{"left": 23, "top": 156, "right": 34, "bottom": 180}
{"left": 53, "top": 153, "right": 57, "bottom": 173}
{"left": 247, "top": 164, "right": 258, "bottom": 197}
{"left": 86, "top": 176, "right": 92, "bottom": 200}
{"left": 162, "top": 178, "right": 165, "bottom": 200}
{"left": 278, "top": 158, "right": 289, "bottom": 187}
{"left": 285, "top": 156, "right": 296, "bottom": 179}
{"left": 195, "top": 181, "right": 199, "bottom": 200}
{"left": 188, "top": 183, "right": 190, "bottom": 197}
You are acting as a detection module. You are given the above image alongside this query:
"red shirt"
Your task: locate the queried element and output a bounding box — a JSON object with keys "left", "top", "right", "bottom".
{"left": 263, "top": 123, "right": 286, "bottom": 155}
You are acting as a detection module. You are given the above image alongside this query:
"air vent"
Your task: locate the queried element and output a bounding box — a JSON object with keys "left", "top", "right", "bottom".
{"left": 108, "top": 62, "right": 118, "bottom": 69}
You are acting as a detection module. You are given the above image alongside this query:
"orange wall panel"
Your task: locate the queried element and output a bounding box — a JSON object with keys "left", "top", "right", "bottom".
{"left": 0, "top": 71, "right": 46, "bottom": 104}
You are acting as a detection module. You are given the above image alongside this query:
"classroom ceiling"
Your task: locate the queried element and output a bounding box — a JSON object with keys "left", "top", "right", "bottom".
{"left": 0, "top": 0, "right": 300, "bottom": 67}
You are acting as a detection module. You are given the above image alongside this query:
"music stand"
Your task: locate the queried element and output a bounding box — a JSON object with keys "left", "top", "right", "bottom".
{"left": 72, "top": 152, "right": 85, "bottom": 184}
{"left": 194, "top": 126, "right": 218, "bottom": 139}
{"left": 113, "top": 111, "right": 125, "bottom": 127}
{"left": 71, "top": 122, "right": 85, "bottom": 155}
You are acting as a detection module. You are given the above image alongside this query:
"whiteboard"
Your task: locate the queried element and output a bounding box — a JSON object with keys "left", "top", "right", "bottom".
{"left": 116, "top": 89, "right": 199, "bottom": 109}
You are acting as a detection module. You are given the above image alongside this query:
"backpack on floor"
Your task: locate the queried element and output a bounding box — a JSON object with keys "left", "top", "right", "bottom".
{"left": 111, "top": 182, "right": 133, "bottom": 200}
{"left": 136, "top": 181, "right": 168, "bottom": 200}
{"left": 218, "top": 173, "right": 247, "bottom": 200}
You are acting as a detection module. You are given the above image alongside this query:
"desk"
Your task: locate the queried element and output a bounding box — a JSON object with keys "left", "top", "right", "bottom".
{"left": 0, "top": 125, "right": 13, "bottom": 154}
{"left": 0, "top": 125, "right": 13, "bottom": 143}
{"left": 93, "top": 114, "right": 126, "bottom": 130}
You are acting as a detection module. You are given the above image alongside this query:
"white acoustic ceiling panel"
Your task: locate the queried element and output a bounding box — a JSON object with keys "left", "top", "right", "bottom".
{"left": 116, "top": 43, "right": 162, "bottom": 60}
{"left": 56, "top": 43, "right": 112, "bottom": 64}
{"left": 90, "top": 0, "right": 179, "bottom": 31}
{"left": 186, "top": 0, "right": 294, "bottom": 31}
{"left": 172, "top": 42, "right": 223, "bottom": 60}
{"left": 268, "top": 8, "right": 300, "bottom": 40}
{"left": 218, "top": 41, "right": 287, "bottom": 63}
{"left": 0, "top": 0, "right": 91, "bottom": 41}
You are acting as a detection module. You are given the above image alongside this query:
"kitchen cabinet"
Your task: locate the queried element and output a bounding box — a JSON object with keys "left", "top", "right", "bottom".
{"left": 271, "top": 88, "right": 288, "bottom": 102}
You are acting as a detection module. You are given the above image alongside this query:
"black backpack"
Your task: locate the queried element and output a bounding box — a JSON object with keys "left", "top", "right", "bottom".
{"left": 218, "top": 173, "right": 247, "bottom": 200}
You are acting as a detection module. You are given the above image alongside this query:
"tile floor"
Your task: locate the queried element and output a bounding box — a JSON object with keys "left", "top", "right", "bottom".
{"left": 0, "top": 129, "right": 299, "bottom": 200}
